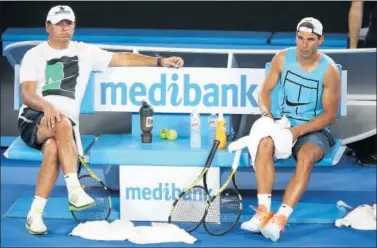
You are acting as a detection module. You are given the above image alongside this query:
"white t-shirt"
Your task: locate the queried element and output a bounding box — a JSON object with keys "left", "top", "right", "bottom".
{"left": 19, "top": 41, "right": 113, "bottom": 124}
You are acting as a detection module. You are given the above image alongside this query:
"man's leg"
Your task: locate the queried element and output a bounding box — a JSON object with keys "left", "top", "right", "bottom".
{"left": 254, "top": 137, "right": 276, "bottom": 196}
{"left": 36, "top": 117, "right": 77, "bottom": 175}
{"left": 282, "top": 143, "right": 323, "bottom": 207}
{"left": 26, "top": 138, "right": 59, "bottom": 235}
{"left": 241, "top": 137, "right": 275, "bottom": 232}
{"left": 35, "top": 138, "right": 60, "bottom": 198}
{"left": 260, "top": 131, "right": 330, "bottom": 242}
{"left": 36, "top": 117, "right": 94, "bottom": 210}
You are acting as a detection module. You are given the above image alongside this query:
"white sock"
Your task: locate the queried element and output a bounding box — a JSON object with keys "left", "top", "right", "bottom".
{"left": 257, "top": 194, "right": 272, "bottom": 212}
{"left": 64, "top": 173, "right": 81, "bottom": 195}
{"left": 28, "top": 195, "right": 47, "bottom": 215}
{"left": 277, "top": 204, "right": 293, "bottom": 219}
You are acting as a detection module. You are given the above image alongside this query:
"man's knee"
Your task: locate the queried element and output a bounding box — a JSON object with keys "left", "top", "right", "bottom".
{"left": 42, "top": 138, "right": 58, "bottom": 157}
{"left": 55, "top": 117, "right": 73, "bottom": 134}
{"left": 258, "top": 137, "right": 274, "bottom": 153}
{"left": 296, "top": 144, "right": 323, "bottom": 171}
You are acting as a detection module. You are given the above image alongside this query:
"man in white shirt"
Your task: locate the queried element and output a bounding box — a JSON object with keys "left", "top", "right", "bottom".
{"left": 19, "top": 5, "right": 184, "bottom": 235}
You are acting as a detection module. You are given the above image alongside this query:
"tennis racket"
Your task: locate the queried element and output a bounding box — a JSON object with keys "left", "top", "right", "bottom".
{"left": 168, "top": 139, "right": 220, "bottom": 232}
{"left": 203, "top": 149, "right": 243, "bottom": 236}
{"left": 70, "top": 125, "right": 112, "bottom": 223}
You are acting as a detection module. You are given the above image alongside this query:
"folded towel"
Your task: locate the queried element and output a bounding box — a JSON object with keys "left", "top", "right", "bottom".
{"left": 269, "top": 116, "right": 295, "bottom": 160}
{"left": 228, "top": 116, "right": 296, "bottom": 170}
{"left": 69, "top": 220, "right": 197, "bottom": 244}
{"left": 228, "top": 116, "right": 274, "bottom": 152}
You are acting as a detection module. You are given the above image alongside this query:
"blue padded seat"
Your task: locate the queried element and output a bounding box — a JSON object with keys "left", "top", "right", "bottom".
{"left": 269, "top": 32, "right": 348, "bottom": 48}
{"left": 89, "top": 136, "right": 344, "bottom": 168}
{"left": 4, "top": 135, "right": 96, "bottom": 162}
{"left": 89, "top": 134, "right": 250, "bottom": 167}
{"left": 2, "top": 28, "right": 272, "bottom": 53}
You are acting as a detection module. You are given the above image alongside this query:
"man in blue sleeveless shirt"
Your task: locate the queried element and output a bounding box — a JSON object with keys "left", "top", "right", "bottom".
{"left": 241, "top": 17, "right": 341, "bottom": 242}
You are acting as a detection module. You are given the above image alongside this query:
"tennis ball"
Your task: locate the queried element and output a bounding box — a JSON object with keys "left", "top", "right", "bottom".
{"left": 160, "top": 128, "right": 168, "bottom": 139}
{"left": 167, "top": 129, "right": 178, "bottom": 140}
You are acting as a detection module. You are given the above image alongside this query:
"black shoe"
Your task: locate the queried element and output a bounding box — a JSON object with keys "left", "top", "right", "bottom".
{"left": 357, "top": 153, "right": 377, "bottom": 167}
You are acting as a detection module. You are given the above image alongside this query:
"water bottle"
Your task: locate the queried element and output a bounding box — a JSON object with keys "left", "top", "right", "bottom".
{"left": 139, "top": 101, "right": 154, "bottom": 143}
{"left": 208, "top": 113, "right": 218, "bottom": 145}
{"left": 190, "top": 109, "right": 201, "bottom": 148}
{"left": 216, "top": 112, "right": 227, "bottom": 149}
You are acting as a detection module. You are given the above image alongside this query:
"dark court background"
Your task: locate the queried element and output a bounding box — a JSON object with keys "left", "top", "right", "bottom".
{"left": 0, "top": 1, "right": 361, "bottom": 48}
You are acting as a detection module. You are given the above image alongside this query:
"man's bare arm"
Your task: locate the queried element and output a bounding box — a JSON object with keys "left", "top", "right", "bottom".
{"left": 110, "top": 53, "right": 184, "bottom": 68}
{"left": 21, "top": 81, "right": 51, "bottom": 112}
{"left": 292, "top": 65, "right": 341, "bottom": 137}
{"left": 258, "top": 51, "right": 285, "bottom": 117}
{"left": 21, "top": 81, "right": 64, "bottom": 129}
{"left": 349, "top": 1, "right": 363, "bottom": 49}
{"left": 110, "top": 52, "right": 159, "bottom": 67}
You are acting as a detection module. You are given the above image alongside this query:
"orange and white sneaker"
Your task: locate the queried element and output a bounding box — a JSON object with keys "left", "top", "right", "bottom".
{"left": 260, "top": 214, "right": 287, "bottom": 242}
{"left": 241, "top": 205, "right": 274, "bottom": 233}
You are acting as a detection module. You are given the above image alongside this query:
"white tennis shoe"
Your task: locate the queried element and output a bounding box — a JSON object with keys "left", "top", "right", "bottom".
{"left": 25, "top": 211, "right": 47, "bottom": 235}
{"left": 68, "top": 186, "right": 95, "bottom": 211}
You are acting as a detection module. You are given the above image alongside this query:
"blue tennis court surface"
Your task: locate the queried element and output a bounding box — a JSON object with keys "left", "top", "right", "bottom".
{"left": 1, "top": 151, "right": 376, "bottom": 247}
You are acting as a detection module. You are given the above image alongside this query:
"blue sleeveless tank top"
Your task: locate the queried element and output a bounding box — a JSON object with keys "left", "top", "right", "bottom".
{"left": 275, "top": 47, "right": 335, "bottom": 127}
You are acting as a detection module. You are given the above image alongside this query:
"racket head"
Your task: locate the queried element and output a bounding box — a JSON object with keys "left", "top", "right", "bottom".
{"left": 203, "top": 187, "right": 243, "bottom": 236}
{"left": 70, "top": 175, "right": 112, "bottom": 223}
{"left": 168, "top": 185, "right": 210, "bottom": 232}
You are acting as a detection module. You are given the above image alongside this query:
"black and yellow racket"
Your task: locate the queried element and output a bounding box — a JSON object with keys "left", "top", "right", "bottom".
{"left": 70, "top": 126, "right": 112, "bottom": 223}
{"left": 203, "top": 149, "right": 242, "bottom": 236}
{"left": 168, "top": 140, "right": 220, "bottom": 232}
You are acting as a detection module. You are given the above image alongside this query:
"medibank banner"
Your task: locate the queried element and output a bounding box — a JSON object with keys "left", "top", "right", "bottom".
{"left": 94, "top": 67, "right": 265, "bottom": 114}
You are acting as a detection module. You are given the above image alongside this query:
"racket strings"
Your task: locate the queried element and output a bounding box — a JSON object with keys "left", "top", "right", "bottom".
{"left": 72, "top": 176, "right": 110, "bottom": 222}
{"left": 170, "top": 187, "right": 209, "bottom": 231}
{"left": 204, "top": 189, "right": 241, "bottom": 235}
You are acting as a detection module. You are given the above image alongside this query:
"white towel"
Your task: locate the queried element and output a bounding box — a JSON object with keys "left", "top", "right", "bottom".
{"left": 228, "top": 116, "right": 295, "bottom": 170}
{"left": 269, "top": 116, "right": 295, "bottom": 160}
{"left": 228, "top": 116, "right": 274, "bottom": 153}
{"left": 69, "top": 220, "right": 197, "bottom": 244}
{"left": 127, "top": 223, "right": 197, "bottom": 244}
{"left": 335, "top": 201, "right": 377, "bottom": 230}
{"left": 69, "top": 220, "right": 134, "bottom": 241}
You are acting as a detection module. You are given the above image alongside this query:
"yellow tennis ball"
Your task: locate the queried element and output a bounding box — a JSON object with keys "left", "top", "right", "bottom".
{"left": 167, "top": 129, "right": 178, "bottom": 140}
{"left": 160, "top": 128, "right": 168, "bottom": 139}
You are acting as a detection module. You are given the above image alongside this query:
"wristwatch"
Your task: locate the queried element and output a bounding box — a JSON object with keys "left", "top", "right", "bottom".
{"left": 261, "top": 110, "right": 271, "bottom": 117}
{"left": 157, "top": 57, "right": 163, "bottom": 67}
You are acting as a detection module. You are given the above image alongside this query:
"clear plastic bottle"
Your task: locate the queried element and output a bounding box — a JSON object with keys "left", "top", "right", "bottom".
{"left": 190, "top": 109, "right": 201, "bottom": 148}
{"left": 208, "top": 113, "right": 218, "bottom": 145}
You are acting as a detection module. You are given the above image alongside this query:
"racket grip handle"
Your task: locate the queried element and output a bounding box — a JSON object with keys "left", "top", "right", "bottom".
{"left": 205, "top": 140, "right": 220, "bottom": 167}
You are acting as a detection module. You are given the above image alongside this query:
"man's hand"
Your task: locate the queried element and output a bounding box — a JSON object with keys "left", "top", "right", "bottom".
{"left": 161, "top": 57, "right": 184, "bottom": 68}
{"left": 42, "top": 103, "right": 65, "bottom": 130}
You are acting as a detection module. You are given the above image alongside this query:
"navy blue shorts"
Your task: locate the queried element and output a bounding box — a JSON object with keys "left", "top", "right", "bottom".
{"left": 17, "top": 107, "right": 44, "bottom": 151}
{"left": 292, "top": 129, "right": 336, "bottom": 160}
{"left": 18, "top": 107, "right": 75, "bottom": 151}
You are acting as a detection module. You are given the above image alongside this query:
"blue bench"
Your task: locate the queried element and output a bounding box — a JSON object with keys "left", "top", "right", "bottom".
{"left": 3, "top": 135, "right": 96, "bottom": 162}
{"left": 89, "top": 60, "right": 346, "bottom": 168}
{"left": 2, "top": 27, "right": 347, "bottom": 168}
{"left": 4, "top": 62, "right": 346, "bottom": 168}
